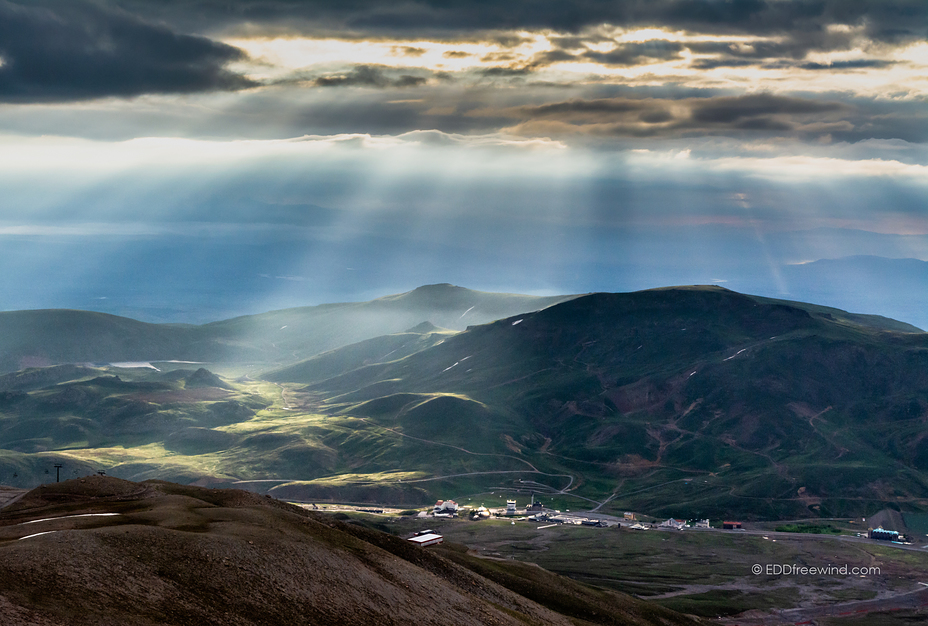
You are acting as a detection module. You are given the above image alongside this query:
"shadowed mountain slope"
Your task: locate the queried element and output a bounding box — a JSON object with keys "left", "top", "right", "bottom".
{"left": 296, "top": 286, "right": 928, "bottom": 518}
{"left": 0, "top": 477, "right": 704, "bottom": 626}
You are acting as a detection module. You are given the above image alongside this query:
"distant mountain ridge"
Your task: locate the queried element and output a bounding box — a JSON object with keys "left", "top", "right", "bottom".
{"left": 0, "top": 285, "right": 577, "bottom": 374}
{"left": 2, "top": 281, "right": 919, "bottom": 376}
{"left": 783, "top": 255, "right": 928, "bottom": 332}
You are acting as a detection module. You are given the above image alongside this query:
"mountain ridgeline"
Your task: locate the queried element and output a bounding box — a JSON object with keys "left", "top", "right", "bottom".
{"left": 0, "top": 284, "right": 576, "bottom": 374}
{"left": 1, "top": 284, "right": 927, "bottom": 520}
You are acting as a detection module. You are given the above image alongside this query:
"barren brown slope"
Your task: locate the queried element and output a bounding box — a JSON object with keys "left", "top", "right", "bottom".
{"left": 0, "top": 478, "right": 703, "bottom": 626}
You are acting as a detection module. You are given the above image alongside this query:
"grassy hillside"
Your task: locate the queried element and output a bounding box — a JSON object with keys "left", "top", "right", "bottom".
{"left": 0, "top": 477, "right": 705, "bottom": 626}
{"left": 0, "top": 310, "right": 202, "bottom": 373}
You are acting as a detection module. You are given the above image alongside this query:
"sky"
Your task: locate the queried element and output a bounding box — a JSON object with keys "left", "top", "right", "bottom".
{"left": 1, "top": 0, "right": 927, "bottom": 326}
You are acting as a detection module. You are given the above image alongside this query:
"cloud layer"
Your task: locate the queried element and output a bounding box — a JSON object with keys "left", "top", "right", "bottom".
{"left": 116, "top": 1, "right": 928, "bottom": 43}
{"left": 0, "top": 0, "right": 925, "bottom": 325}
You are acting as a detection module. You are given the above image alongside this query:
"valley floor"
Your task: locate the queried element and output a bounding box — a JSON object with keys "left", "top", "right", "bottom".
{"left": 369, "top": 511, "right": 928, "bottom": 624}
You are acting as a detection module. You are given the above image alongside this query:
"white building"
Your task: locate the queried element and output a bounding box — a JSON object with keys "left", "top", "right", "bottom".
{"left": 408, "top": 533, "right": 443, "bottom": 547}
{"left": 433, "top": 499, "right": 459, "bottom": 515}
{"left": 659, "top": 518, "right": 686, "bottom": 530}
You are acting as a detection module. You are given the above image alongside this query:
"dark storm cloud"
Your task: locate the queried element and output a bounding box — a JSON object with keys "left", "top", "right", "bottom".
{"left": 0, "top": 0, "right": 255, "bottom": 102}
{"left": 488, "top": 34, "right": 534, "bottom": 48}
{"left": 113, "top": 0, "right": 928, "bottom": 46}
{"left": 393, "top": 46, "right": 426, "bottom": 56}
{"left": 479, "top": 67, "right": 535, "bottom": 77}
{"left": 485, "top": 40, "right": 689, "bottom": 77}
{"left": 519, "top": 98, "right": 659, "bottom": 117}
{"left": 687, "top": 40, "right": 812, "bottom": 61}
{"left": 500, "top": 93, "right": 861, "bottom": 139}
{"left": 689, "top": 58, "right": 761, "bottom": 69}
{"left": 313, "top": 65, "right": 429, "bottom": 88}
{"left": 688, "top": 94, "right": 844, "bottom": 124}
{"left": 582, "top": 41, "right": 686, "bottom": 66}
{"left": 539, "top": 49, "right": 581, "bottom": 65}
{"left": 800, "top": 59, "right": 896, "bottom": 70}
{"left": 5, "top": 82, "right": 919, "bottom": 145}
{"left": 683, "top": 30, "right": 876, "bottom": 69}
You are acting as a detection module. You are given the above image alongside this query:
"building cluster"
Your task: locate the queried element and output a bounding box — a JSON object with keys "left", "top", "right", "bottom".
{"left": 411, "top": 495, "right": 916, "bottom": 549}
{"left": 527, "top": 511, "right": 608, "bottom": 526}
{"left": 657, "top": 518, "right": 712, "bottom": 530}
{"left": 425, "top": 496, "right": 732, "bottom": 531}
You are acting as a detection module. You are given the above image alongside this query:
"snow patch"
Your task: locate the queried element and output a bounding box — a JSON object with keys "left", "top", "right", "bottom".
{"left": 19, "top": 531, "right": 58, "bottom": 541}
{"left": 723, "top": 348, "right": 748, "bottom": 362}
{"left": 21, "top": 513, "right": 122, "bottom": 525}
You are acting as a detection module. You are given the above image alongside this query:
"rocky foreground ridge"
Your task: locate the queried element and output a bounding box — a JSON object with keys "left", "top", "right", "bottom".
{"left": 0, "top": 477, "right": 703, "bottom": 626}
